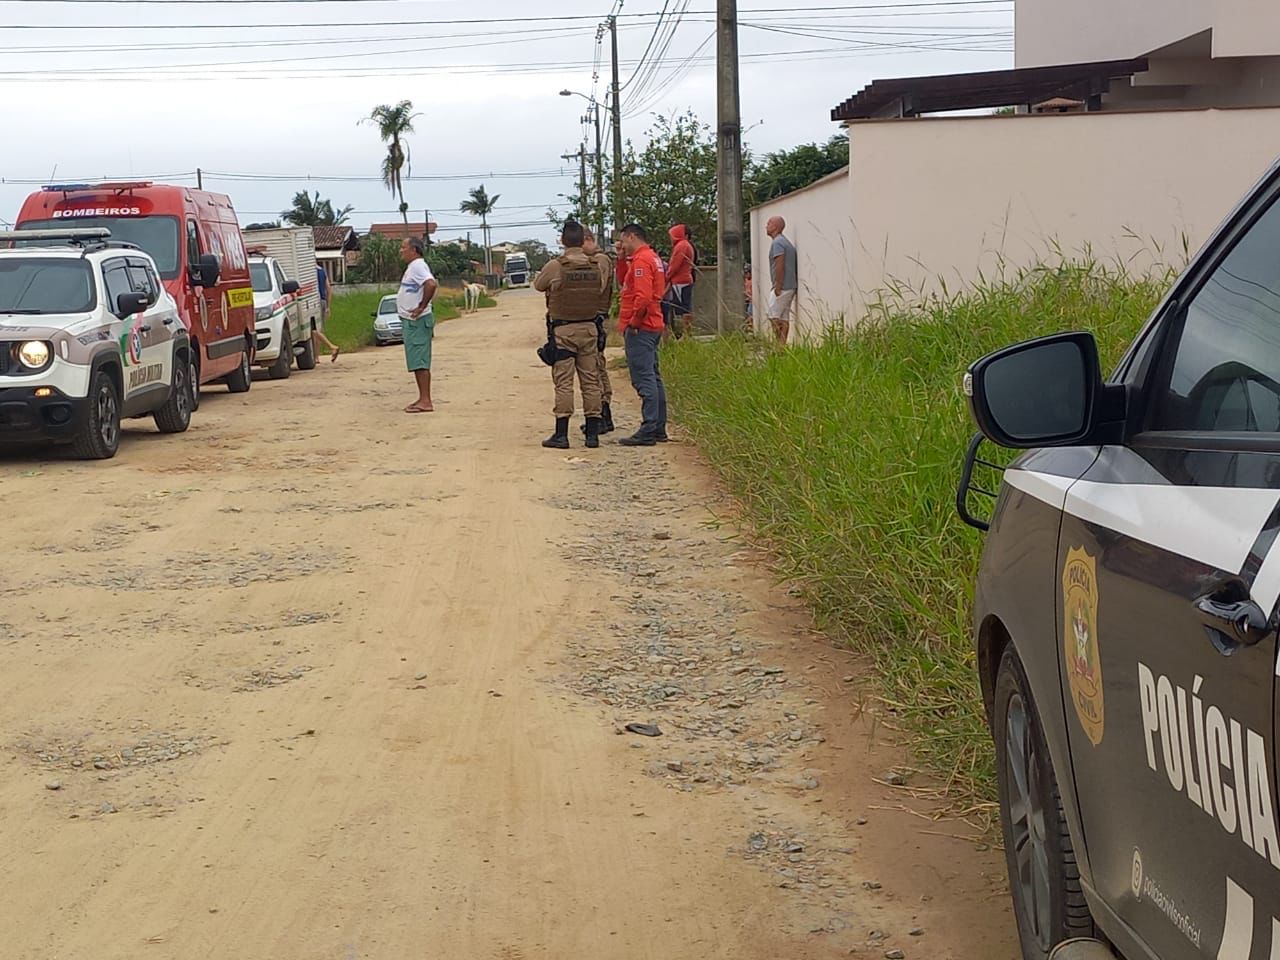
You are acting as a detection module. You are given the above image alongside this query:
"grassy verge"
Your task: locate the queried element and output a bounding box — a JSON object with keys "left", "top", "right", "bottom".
{"left": 326, "top": 287, "right": 497, "bottom": 353}
{"left": 663, "top": 259, "right": 1172, "bottom": 801}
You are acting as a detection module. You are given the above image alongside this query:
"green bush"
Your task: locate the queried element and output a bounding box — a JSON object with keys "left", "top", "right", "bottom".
{"left": 663, "top": 259, "right": 1173, "bottom": 800}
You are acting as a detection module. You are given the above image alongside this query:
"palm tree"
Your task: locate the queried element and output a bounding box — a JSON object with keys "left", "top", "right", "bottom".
{"left": 361, "top": 101, "right": 421, "bottom": 226}
{"left": 459, "top": 185, "right": 500, "bottom": 275}
{"left": 282, "top": 191, "right": 354, "bottom": 227}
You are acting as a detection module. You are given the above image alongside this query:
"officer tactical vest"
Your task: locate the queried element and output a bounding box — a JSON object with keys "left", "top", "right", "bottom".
{"left": 548, "top": 254, "right": 602, "bottom": 322}
{"left": 593, "top": 254, "right": 612, "bottom": 315}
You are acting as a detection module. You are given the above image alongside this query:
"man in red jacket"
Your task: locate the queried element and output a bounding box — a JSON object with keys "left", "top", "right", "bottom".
{"left": 665, "top": 223, "right": 696, "bottom": 338}
{"left": 614, "top": 223, "right": 668, "bottom": 446}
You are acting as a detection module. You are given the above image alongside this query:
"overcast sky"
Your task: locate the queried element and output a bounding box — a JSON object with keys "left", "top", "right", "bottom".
{"left": 0, "top": 0, "right": 1012, "bottom": 244}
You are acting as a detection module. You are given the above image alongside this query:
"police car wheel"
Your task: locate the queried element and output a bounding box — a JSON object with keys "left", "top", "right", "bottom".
{"left": 994, "top": 647, "right": 1095, "bottom": 959}
{"left": 70, "top": 371, "right": 121, "bottom": 460}
{"left": 189, "top": 355, "right": 201, "bottom": 412}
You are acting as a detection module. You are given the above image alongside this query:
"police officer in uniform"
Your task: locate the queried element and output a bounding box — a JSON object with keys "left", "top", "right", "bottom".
{"left": 582, "top": 228, "right": 615, "bottom": 435}
{"left": 533, "top": 220, "right": 606, "bottom": 448}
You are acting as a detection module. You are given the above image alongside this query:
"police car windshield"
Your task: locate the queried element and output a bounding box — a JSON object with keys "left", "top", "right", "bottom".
{"left": 378, "top": 298, "right": 398, "bottom": 315}
{"left": 0, "top": 258, "right": 95, "bottom": 314}
{"left": 15, "top": 216, "right": 180, "bottom": 279}
{"left": 250, "top": 262, "right": 272, "bottom": 293}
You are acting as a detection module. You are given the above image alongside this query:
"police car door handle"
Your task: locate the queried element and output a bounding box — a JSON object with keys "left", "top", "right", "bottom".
{"left": 1195, "top": 588, "right": 1271, "bottom": 653}
{"left": 162, "top": 317, "right": 174, "bottom": 325}
{"left": 138, "top": 324, "right": 152, "bottom": 333}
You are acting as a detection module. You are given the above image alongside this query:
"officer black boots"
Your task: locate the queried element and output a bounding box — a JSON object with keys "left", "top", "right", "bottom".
{"left": 584, "top": 417, "right": 602, "bottom": 449}
{"left": 601, "top": 401, "right": 615, "bottom": 434}
{"left": 542, "top": 417, "right": 570, "bottom": 449}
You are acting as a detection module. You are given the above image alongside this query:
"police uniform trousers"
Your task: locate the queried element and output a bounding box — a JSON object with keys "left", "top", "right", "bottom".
{"left": 597, "top": 350, "right": 612, "bottom": 404}
{"left": 552, "top": 320, "right": 602, "bottom": 418}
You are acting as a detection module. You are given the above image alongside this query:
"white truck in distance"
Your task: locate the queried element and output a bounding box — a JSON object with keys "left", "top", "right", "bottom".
{"left": 245, "top": 226, "right": 321, "bottom": 379}
{"left": 503, "top": 252, "right": 530, "bottom": 288}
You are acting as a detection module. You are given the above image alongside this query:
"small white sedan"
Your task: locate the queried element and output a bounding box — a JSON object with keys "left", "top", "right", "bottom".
{"left": 372, "top": 294, "right": 403, "bottom": 346}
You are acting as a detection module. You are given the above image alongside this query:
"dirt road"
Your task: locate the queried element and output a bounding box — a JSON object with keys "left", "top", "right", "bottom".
{"left": 0, "top": 288, "right": 1016, "bottom": 959}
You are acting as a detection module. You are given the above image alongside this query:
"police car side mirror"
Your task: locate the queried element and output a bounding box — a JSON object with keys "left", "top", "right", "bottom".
{"left": 191, "top": 253, "right": 220, "bottom": 288}
{"left": 116, "top": 291, "right": 150, "bottom": 318}
{"left": 965, "top": 332, "right": 1107, "bottom": 448}
{"left": 282, "top": 280, "right": 300, "bottom": 295}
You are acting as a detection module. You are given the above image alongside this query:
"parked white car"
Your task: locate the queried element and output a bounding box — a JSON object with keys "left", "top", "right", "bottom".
{"left": 372, "top": 294, "right": 403, "bottom": 345}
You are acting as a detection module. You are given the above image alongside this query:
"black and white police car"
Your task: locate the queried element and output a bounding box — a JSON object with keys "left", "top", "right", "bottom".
{"left": 0, "top": 228, "right": 192, "bottom": 459}
{"left": 959, "top": 160, "right": 1280, "bottom": 960}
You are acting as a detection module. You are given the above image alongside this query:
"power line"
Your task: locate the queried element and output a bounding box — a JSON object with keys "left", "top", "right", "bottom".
{"left": 1, "top": 1, "right": 1011, "bottom": 28}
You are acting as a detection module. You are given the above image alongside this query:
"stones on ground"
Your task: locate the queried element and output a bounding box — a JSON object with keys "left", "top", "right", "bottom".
{"left": 666, "top": 760, "right": 684, "bottom": 773}
{"left": 856, "top": 816, "right": 869, "bottom": 825}
{"left": 748, "top": 832, "right": 768, "bottom": 852}
{"left": 653, "top": 531, "right": 671, "bottom": 540}
{"left": 762, "top": 666, "right": 784, "bottom": 676}
{"left": 883, "top": 770, "right": 910, "bottom": 786}
{"left": 784, "top": 840, "right": 804, "bottom": 853}
{"left": 413, "top": 672, "right": 427, "bottom": 681}
{"left": 45, "top": 780, "right": 62, "bottom": 791}
{"left": 862, "top": 880, "right": 882, "bottom": 890}
{"left": 624, "top": 722, "right": 662, "bottom": 738}
{"left": 884, "top": 951, "right": 906, "bottom": 960}
{"left": 843, "top": 675, "right": 856, "bottom": 683}
{"left": 795, "top": 776, "right": 820, "bottom": 790}
{"left": 93, "top": 760, "right": 110, "bottom": 771}
{"left": 99, "top": 801, "right": 117, "bottom": 815}
{"left": 909, "top": 927, "right": 925, "bottom": 937}
{"left": 788, "top": 730, "right": 804, "bottom": 742}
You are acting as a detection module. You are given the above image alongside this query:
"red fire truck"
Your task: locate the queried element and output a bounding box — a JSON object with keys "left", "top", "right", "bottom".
{"left": 16, "top": 181, "right": 257, "bottom": 405}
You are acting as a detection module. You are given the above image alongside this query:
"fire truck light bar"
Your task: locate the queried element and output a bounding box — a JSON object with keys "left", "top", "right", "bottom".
{"left": 42, "top": 181, "right": 154, "bottom": 193}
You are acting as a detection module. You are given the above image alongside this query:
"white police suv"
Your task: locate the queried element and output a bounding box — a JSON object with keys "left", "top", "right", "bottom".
{"left": 961, "top": 159, "right": 1280, "bottom": 960}
{"left": 962, "top": 156, "right": 1280, "bottom": 960}
{"left": 0, "top": 228, "right": 192, "bottom": 459}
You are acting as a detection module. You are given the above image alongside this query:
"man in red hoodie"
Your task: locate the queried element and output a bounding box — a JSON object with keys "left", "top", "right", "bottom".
{"left": 614, "top": 223, "right": 668, "bottom": 446}
{"left": 664, "top": 223, "right": 696, "bottom": 338}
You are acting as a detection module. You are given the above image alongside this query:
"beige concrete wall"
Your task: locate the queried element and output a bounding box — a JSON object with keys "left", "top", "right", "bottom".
{"left": 749, "top": 169, "right": 853, "bottom": 339}
{"left": 1214, "top": 0, "right": 1280, "bottom": 58}
{"left": 845, "top": 108, "right": 1280, "bottom": 322}
{"left": 1015, "top": 0, "right": 1209, "bottom": 68}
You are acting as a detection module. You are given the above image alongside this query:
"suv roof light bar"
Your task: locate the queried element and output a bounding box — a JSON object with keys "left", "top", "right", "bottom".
{"left": 41, "top": 181, "right": 154, "bottom": 194}
{"left": 0, "top": 227, "right": 111, "bottom": 243}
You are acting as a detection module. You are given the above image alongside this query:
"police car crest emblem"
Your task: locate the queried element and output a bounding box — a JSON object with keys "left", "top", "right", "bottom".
{"left": 1063, "top": 546, "right": 1104, "bottom": 746}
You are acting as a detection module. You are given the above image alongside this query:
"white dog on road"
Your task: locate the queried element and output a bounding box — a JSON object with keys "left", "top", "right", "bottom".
{"left": 463, "top": 282, "right": 485, "bottom": 313}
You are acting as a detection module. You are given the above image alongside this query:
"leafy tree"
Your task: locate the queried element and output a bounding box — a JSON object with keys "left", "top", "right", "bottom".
{"left": 426, "top": 243, "right": 474, "bottom": 279}
{"left": 281, "top": 191, "right": 354, "bottom": 227}
{"left": 459, "top": 185, "right": 499, "bottom": 274}
{"left": 244, "top": 221, "right": 281, "bottom": 231}
{"left": 745, "top": 134, "right": 848, "bottom": 206}
{"left": 353, "top": 232, "right": 402, "bottom": 283}
{"left": 554, "top": 111, "right": 719, "bottom": 261}
{"left": 362, "top": 101, "right": 421, "bottom": 226}
{"left": 512, "top": 238, "right": 553, "bottom": 271}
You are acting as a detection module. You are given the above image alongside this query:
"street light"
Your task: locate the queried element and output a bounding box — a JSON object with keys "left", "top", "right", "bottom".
{"left": 559, "top": 89, "right": 604, "bottom": 240}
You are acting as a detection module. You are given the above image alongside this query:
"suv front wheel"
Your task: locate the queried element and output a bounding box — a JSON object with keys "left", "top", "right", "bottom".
{"left": 154, "top": 352, "right": 193, "bottom": 434}
{"left": 994, "top": 646, "right": 1096, "bottom": 960}
{"left": 71, "top": 370, "right": 121, "bottom": 460}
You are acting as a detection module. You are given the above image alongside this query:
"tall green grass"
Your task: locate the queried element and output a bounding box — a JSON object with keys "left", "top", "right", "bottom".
{"left": 664, "top": 259, "right": 1174, "bottom": 801}
{"left": 326, "top": 288, "right": 497, "bottom": 352}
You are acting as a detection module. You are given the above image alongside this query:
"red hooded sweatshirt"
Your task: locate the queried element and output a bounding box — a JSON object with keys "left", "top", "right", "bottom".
{"left": 667, "top": 225, "right": 695, "bottom": 286}
{"left": 615, "top": 243, "right": 666, "bottom": 333}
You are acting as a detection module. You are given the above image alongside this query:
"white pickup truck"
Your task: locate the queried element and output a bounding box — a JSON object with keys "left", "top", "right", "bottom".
{"left": 244, "top": 226, "right": 321, "bottom": 379}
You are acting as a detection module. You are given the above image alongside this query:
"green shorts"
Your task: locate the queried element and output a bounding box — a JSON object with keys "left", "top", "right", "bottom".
{"left": 401, "top": 311, "right": 435, "bottom": 371}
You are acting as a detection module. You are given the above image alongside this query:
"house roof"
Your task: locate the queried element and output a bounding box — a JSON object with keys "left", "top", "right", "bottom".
{"left": 830, "top": 57, "right": 1149, "bottom": 122}
{"left": 368, "top": 221, "right": 438, "bottom": 240}
{"left": 312, "top": 225, "right": 354, "bottom": 249}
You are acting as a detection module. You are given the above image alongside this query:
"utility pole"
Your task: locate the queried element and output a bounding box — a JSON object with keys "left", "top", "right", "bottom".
{"left": 424, "top": 209, "right": 431, "bottom": 247}
{"left": 609, "top": 15, "right": 624, "bottom": 234}
{"left": 592, "top": 102, "right": 605, "bottom": 241}
{"left": 715, "top": 0, "right": 745, "bottom": 335}
{"left": 561, "top": 150, "right": 587, "bottom": 222}
{"left": 196, "top": 167, "right": 203, "bottom": 190}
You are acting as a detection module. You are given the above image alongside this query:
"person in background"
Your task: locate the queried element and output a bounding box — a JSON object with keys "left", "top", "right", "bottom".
{"left": 314, "top": 264, "right": 342, "bottom": 362}
{"left": 665, "top": 223, "right": 696, "bottom": 338}
{"left": 614, "top": 223, "right": 668, "bottom": 446}
{"left": 397, "top": 237, "right": 438, "bottom": 413}
{"left": 766, "top": 216, "right": 798, "bottom": 345}
{"left": 532, "top": 220, "right": 605, "bottom": 448}
{"left": 743, "top": 264, "right": 754, "bottom": 333}
{"left": 582, "top": 229, "right": 616, "bottom": 435}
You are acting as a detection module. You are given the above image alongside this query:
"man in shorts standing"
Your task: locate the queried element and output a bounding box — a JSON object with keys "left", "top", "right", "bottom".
{"left": 397, "top": 236, "right": 438, "bottom": 413}
{"left": 766, "top": 216, "right": 798, "bottom": 345}
{"left": 665, "top": 223, "right": 695, "bottom": 338}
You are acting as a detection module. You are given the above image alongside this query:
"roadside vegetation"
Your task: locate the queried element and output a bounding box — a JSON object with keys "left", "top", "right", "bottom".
{"left": 326, "top": 287, "right": 497, "bottom": 353}
{"left": 663, "top": 259, "right": 1173, "bottom": 803}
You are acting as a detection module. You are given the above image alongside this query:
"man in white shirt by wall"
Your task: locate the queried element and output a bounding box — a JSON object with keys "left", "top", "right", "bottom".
{"left": 397, "top": 237, "right": 438, "bottom": 413}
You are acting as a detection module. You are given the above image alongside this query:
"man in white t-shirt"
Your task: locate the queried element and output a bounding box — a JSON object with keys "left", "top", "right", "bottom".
{"left": 397, "top": 237, "right": 438, "bottom": 413}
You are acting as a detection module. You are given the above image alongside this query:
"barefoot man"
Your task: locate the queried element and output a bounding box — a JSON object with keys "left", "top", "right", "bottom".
{"left": 397, "top": 236, "right": 438, "bottom": 413}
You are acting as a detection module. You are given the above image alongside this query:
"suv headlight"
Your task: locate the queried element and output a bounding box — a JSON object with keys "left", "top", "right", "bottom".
{"left": 255, "top": 306, "right": 273, "bottom": 322}
{"left": 17, "top": 341, "right": 51, "bottom": 370}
